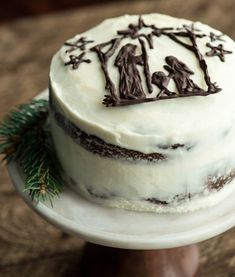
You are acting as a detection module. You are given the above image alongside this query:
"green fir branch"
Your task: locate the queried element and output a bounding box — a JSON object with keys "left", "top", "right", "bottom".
{"left": 0, "top": 99, "right": 62, "bottom": 204}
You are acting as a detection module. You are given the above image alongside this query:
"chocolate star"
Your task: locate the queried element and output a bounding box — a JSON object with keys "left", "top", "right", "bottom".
{"left": 206, "top": 43, "right": 232, "bottom": 62}
{"left": 64, "top": 53, "right": 91, "bottom": 69}
{"left": 176, "top": 24, "right": 200, "bottom": 32}
{"left": 64, "top": 37, "right": 94, "bottom": 53}
{"left": 209, "top": 32, "right": 224, "bottom": 42}
{"left": 117, "top": 18, "right": 154, "bottom": 49}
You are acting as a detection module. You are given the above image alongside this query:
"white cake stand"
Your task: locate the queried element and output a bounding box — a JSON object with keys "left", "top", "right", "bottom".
{"left": 8, "top": 160, "right": 235, "bottom": 250}
{"left": 8, "top": 160, "right": 235, "bottom": 276}
{"left": 7, "top": 90, "right": 235, "bottom": 276}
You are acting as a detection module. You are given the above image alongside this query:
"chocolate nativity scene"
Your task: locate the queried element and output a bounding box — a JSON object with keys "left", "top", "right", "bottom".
{"left": 63, "top": 16, "right": 232, "bottom": 107}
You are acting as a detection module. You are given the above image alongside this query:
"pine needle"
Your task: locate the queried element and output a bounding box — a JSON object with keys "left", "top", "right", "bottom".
{"left": 0, "top": 99, "right": 62, "bottom": 204}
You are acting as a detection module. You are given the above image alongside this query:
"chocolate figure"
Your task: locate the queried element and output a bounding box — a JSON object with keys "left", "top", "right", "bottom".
{"left": 64, "top": 53, "right": 91, "bottom": 70}
{"left": 115, "top": 43, "right": 145, "bottom": 100}
{"left": 164, "top": 56, "right": 203, "bottom": 94}
{"left": 89, "top": 17, "right": 225, "bottom": 107}
{"left": 151, "top": 71, "right": 175, "bottom": 97}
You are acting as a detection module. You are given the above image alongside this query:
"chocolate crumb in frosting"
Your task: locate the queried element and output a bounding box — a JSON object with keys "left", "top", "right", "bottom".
{"left": 146, "top": 198, "right": 168, "bottom": 205}
{"left": 91, "top": 38, "right": 122, "bottom": 105}
{"left": 87, "top": 188, "right": 110, "bottom": 199}
{"left": 84, "top": 167, "right": 235, "bottom": 205}
{"left": 207, "top": 169, "right": 235, "bottom": 191}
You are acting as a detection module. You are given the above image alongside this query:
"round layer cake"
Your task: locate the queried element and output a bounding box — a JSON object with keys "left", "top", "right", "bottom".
{"left": 49, "top": 13, "right": 235, "bottom": 213}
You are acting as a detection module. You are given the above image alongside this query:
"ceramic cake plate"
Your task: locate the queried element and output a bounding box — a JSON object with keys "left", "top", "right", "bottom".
{"left": 8, "top": 159, "right": 235, "bottom": 250}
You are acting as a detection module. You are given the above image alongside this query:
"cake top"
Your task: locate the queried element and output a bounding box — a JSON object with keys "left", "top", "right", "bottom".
{"left": 50, "top": 14, "right": 235, "bottom": 153}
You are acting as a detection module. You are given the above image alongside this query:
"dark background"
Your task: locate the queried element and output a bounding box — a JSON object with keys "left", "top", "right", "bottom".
{"left": 1, "top": 0, "right": 125, "bottom": 22}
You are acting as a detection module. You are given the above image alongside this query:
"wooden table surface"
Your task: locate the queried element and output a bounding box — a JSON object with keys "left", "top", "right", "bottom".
{"left": 1, "top": 0, "right": 235, "bottom": 276}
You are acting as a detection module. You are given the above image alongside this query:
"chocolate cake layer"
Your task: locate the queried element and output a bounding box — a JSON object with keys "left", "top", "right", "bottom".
{"left": 83, "top": 169, "right": 235, "bottom": 205}
{"left": 49, "top": 98, "right": 166, "bottom": 162}
{"left": 146, "top": 169, "right": 235, "bottom": 205}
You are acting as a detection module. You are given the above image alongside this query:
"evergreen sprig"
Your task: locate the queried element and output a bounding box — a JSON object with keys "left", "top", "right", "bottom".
{"left": 0, "top": 99, "right": 62, "bottom": 204}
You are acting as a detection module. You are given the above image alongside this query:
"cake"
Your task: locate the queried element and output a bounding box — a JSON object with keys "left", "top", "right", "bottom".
{"left": 49, "top": 13, "right": 235, "bottom": 213}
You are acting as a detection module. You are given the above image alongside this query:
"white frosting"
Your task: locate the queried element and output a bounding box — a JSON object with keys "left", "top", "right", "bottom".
{"left": 49, "top": 13, "right": 235, "bottom": 212}
{"left": 50, "top": 13, "right": 235, "bottom": 154}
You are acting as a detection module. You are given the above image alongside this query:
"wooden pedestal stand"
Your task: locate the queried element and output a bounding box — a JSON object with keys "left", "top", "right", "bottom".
{"left": 79, "top": 243, "right": 199, "bottom": 277}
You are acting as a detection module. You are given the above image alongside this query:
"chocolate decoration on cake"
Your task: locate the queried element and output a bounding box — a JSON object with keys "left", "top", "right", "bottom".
{"left": 64, "top": 36, "right": 94, "bottom": 53}
{"left": 92, "top": 17, "right": 224, "bottom": 106}
{"left": 64, "top": 53, "right": 91, "bottom": 69}
{"left": 63, "top": 16, "right": 233, "bottom": 106}
{"left": 162, "top": 25, "right": 221, "bottom": 95}
{"left": 176, "top": 24, "right": 201, "bottom": 32}
{"left": 209, "top": 32, "right": 225, "bottom": 42}
{"left": 152, "top": 71, "right": 174, "bottom": 98}
{"left": 139, "top": 38, "right": 153, "bottom": 94}
{"left": 157, "top": 143, "right": 194, "bottom": 151}
{"left": 114, "top": 43, "right": 145, "bottom": 100}
{"left": 206, "top": 43, "right": 233, "bottom": 62}
{"left": 91, "top": 38, "right": 121, "bottom": 105}
{"left": 117, "top": 16, "right": 154, "bottom": 49}
{"left": 163, "top": 56, "right": 204, "bottom": 95}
